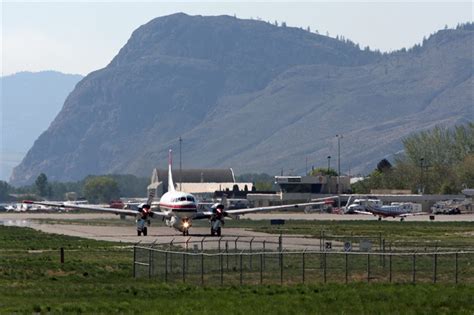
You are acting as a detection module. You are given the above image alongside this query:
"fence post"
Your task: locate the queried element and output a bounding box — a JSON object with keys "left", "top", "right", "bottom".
{"left": 412, "top": 253, "right": 416, "bottom": 284}
{"left": 132, "top": 246, "right": 136, "bottom": 278}
{"left": 302, "top": 251, "right": 306, "bottom": 284}
{"left": 345, "top": 253, "right": 348, "bottom": 284}
{"left": 260, "top": 253, "right": 263, "bottom": 284}
{"left": 382, "top": 239, "right": 386, "bottom": 268}
{"left": 455, "top": 252, "right": 458, "bottom": 284}
{"left": 218, "top": 237, "right": 222, "bottom": 252}
{"left": 240, "top": 253, "right": 243, "bottom": 285}
{"left": 165, "top": 251, "right": 168, "bottom": 283}
{"left": 280, "top": 251, "right": 284, "bottom": 285}
{"left": 60, "top": 247, "right": 64, "bottom": 264}
{"left": 201, "top": 237, "right": 205, "bottom": 251}
{"left": 323, "top": 252, "right": 327, "bottom": 283}
{"left": 367, "top": 254, "right": 371, "bottom": 283}
{"left": 225, "top": 241, "right": 229, "bottom": 271}
{"left": 379, "top": 232, "right": 382, "bottom": 266}
{"left": 201, "top": 252, "right": 204, "bottom": 285}
{"left": 235, "top": 237, "right": 240, "bottom": 266}
{"left": 319, "top": 230, "right": 322, "bottom": 251}
{"left": 182, "top": 252, "right": 186, "bottom": 283}
{"left": 148, "top": 249, "right": 153, "bottom": 279}
{"left": 433, "top": 253, "right": 437, "bottom": 284}
{"left": 250, "top": 237, "right": 254, "bottom": 271}
{"left": 186, "top": 237, "right": 191, "bottom": 252}
{"left": 220, "top": 252, "right": 224, "bottom": 285}
{"left": 322, "top": 231, "right": 325, "bottom": 250}
{"left": 389, "top": 254, "right": 392, "bottom": 283}
{"left": 278, "top": 233, "right": 283, "bottom": 252}
{"left": 262, "top": 241, "right": 266, "bottom": 270}
{"left": 169, "top": 240, "right": 174, "bottom": 274}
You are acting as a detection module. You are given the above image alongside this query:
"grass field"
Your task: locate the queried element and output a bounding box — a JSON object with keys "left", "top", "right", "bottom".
{"left": 1, "top": 225, "right": 473, "bottom": 313}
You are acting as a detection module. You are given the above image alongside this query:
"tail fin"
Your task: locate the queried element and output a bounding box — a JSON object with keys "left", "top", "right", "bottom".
{"left": 168, "top": 149, "right": 176, "bottom": 192}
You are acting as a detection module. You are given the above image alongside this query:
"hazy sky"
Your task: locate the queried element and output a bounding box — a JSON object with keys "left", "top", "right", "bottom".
{"left": 1, "top": 1, "right": 472, "bottom": 76}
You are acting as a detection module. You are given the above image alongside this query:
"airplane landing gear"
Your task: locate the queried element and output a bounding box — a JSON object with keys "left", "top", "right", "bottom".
{"left": 137, "top": 227, "right": 148, "bottom": 236}
{"left": 378, "top": 217, "right": 382, "bottom": 221}
{"left": 400, "top": 217, "right": 405, "bottom": 222}
{"left": 211, "top": 227, "right": 221, "bottom": 237}
{"left": 182, "top": 229, "right": 189, "bottom": 236}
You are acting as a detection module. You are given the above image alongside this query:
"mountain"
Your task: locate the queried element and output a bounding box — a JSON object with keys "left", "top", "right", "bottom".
{"left": 1, "top": 71, "right": 83, "bottom": 181}
{"left": 10, "top": 14, "right": 473, "bottom": 185}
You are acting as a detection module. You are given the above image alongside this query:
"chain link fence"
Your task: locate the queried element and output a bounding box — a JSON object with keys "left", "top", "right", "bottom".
{"left": 133, "top": 236, "right": 474, "bottom": 285}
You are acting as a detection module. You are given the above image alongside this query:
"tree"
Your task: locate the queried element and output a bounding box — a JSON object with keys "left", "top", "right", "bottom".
{"left": 0, "top": 181, "right": 13, "bottom": 201}
{"left": 309, "top": 168, "right": 338, "bottom": 177}
{"left": 377, "top": 159, "right": 392, "bottom": 173}
{"left": 35, "top": 173, "right": 50, "bottom": 197}
{"left": 83, "top": 177, "right": 120, "bottom": 203}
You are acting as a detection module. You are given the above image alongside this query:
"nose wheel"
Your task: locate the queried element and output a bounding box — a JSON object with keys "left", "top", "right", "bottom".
{"left": 183, "top": 229, "right": 189, "bottom": 236}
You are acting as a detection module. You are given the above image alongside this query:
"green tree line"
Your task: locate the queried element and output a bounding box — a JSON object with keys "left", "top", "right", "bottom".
{"left": 0, "top": 174, "right": 149, "bottom": 203}
{"left": 352, "top": 123, "right": 474, "bottom": 194}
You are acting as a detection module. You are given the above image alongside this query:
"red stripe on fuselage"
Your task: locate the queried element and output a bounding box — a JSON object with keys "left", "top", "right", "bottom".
{"left": 159, "top": 203, "right": 197, "bottom": 211}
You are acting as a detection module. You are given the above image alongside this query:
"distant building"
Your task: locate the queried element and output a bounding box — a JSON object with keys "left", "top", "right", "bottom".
{"left": 247, "top": 175, "right": 350, "bottom": 207}
{"left": 147, "top": 168, "right": 252, "bottom": 200}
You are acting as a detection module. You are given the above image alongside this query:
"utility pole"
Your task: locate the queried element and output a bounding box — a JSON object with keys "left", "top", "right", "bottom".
{"left": 336, "top": 134, "right": 343, "bottom": 208}
{"left": 419, "top": 157, "right": 424, "bottom": 194}
{"left": 306, "top": 156, "right": 308, "bottom": 175}
{"left": 179, "top": 137, "right": 183, "bottom": 191}
{"left": 327, "top": 156, "right": 331, "bottom": 194}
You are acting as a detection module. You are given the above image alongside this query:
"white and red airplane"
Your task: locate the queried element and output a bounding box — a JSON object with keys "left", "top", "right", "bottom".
{"left": 355, "top": 203, "right": 427, "bottom": 221}
{"left": 25, "top": 150, "right": 336, "bottom": 236}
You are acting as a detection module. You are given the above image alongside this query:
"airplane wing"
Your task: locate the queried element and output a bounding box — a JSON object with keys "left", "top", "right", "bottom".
{"left": 398, "top": 212, "right": 428, "bottom": 217}
{"left": 354, "top": 210, "right": 374, "bottom": 215}
{"left": 23, "top": 200, "right": 169, "bottom": 218}
{"left": 224, "top": 197, "right": 337, "bottom": 216}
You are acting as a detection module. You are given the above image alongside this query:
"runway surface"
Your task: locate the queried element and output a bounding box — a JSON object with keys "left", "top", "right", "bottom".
{"left": 1, "top": 212, "right": 472, "bottom": 250}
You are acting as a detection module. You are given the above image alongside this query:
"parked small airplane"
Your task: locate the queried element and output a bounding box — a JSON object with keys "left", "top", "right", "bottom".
{"left": 354, "top": 203, "right": 426, "bottom": 221}
{"left": 25, "top": 150, "right": 336, "bottom": 236}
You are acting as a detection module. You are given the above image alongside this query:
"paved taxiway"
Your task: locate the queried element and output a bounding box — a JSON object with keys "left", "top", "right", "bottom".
{"left": 0, "top": 212, "right": 472, "bottom": 249}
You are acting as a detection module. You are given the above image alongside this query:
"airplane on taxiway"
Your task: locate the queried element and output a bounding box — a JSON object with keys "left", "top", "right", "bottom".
{"left": 354, "top": 203, "right": 427, "bottom": 221}
{"left": 25, "top": 150, "right": 336, "bottom": 236}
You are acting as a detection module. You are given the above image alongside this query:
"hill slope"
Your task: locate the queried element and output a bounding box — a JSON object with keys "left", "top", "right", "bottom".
{"left": 10, "top": 15, "right": 473, "bottom": 185}
{"left": 1, "top": 71, "right": 83, "bottom": 181}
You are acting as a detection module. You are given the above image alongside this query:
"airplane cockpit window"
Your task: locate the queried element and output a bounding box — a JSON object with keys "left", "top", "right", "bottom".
{"left": 180, "top": 196, "right": 186, "bottom": 201}
{"left": 186, "top": 196, "right": 195, "bottom": 202}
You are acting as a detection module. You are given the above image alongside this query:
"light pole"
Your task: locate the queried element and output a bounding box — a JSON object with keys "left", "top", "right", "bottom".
{"left": 327, "top": 156, "right": 331, "bottom": 194}
{"left": 179, "top": 136, "right": 183, "bottom": 191}
{"left": 336, "top": 134, "right": 343, "bottom": 208}
{"left": 419, "top": 157, "right": 424, "bottom": 194}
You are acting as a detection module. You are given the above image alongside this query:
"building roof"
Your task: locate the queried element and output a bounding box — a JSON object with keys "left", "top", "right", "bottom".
{"left": 150, "top": 168, "right": 235, "bottom": 186}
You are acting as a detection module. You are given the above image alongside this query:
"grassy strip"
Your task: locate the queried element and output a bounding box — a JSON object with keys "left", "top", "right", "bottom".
{"left": 1, "top": 226, "right": 473, "bottom": 314}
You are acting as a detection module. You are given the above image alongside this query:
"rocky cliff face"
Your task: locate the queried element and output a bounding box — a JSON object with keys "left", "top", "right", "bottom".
{"left": 10, "top": 14, "right": 473, "bottom": 185}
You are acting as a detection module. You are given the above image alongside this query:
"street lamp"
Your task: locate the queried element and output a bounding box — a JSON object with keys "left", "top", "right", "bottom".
{"left": 179, "top": 136, "right": 183, "bottom": 191}
{"left": 336, "top": 134, "right": 343, "bottom": 208}
{"left": 419, "top": 157, "right": 424, "bottom": 194}
{"left": 327, "top": 156, "right": 331, "bottom": 194}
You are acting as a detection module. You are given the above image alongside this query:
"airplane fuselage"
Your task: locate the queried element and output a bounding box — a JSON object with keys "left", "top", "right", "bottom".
{"left": 157, "top": 191, "right": 198, "bottom": 218}
{"left": 370, "top": 205, "right": 408, "bottom": 218}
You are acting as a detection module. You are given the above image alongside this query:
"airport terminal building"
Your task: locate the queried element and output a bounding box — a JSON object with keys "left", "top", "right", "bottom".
{"left": 147, "top": 168, "right": 252, "bottom": 201}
